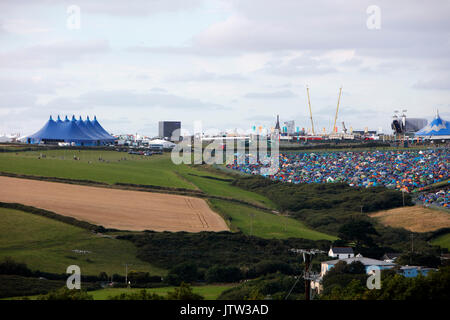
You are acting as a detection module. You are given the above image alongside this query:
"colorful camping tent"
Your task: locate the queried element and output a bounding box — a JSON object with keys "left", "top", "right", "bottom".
{"left": 415, "top": 112, "right": 450, "bottom": 139}
{"left": 27, "top": 115, "right": 115, "bottom": 145}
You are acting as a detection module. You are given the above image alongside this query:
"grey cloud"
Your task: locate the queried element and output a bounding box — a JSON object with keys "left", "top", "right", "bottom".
{"left": 169, "top": 71, "right": 246, "bottom": 82}
{"left": 0, "top": 0, "right": 203, "bottom": 17}
{"left": 243, "top": 90, "right": 296, "bottom": 99}
{"left": 0, "top": 40, "right": 110, "bottom": 69}
{"left": 44, "top": 90, "right": 226, "bottom": 110}
{"left": 412, "top": 77, "right": 450, "bottom": 90}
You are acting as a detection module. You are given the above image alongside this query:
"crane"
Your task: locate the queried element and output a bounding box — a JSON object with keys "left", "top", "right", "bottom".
{"left": 306, "top": 86, "right": 315, "bottom": 135}
{"left": 333, "top": 87, "right": 342, "bottom": 133}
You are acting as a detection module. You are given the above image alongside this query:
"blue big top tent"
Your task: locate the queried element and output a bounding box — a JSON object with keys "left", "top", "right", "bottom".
{"left": 415, "top": 112, "right": 450, "bottom": 139}
{"left": 27, "top": 115, "right": 115, "bottom": 145}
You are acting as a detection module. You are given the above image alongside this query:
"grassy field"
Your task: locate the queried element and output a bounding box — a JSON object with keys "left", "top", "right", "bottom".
{"left": 175, "top": 165, "right": 276, "bottom": 209}
{"left": 0, "top": 207, "right": 165, "bottom": 276}
{"left": 0, "top": 148, "right": 338, "bottom": 240}
{"left": 89, "top": 284, "right": 235, "bottom": 300}
{"left": 431, "top": 233, "right": 450, "bottom": 250}
{"left": 209, "top": 199, "right": 337, "bottom": 240}
{"left": 5, "top": 284, "right": 235, "bottom": 300}
{"left": 0, "top": 150, "right": 196, "bottom": 189}
{"left": 0, "top": 149, "right": 274, "bottom": 208}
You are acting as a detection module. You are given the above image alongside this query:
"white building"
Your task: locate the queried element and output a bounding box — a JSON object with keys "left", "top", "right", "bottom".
{"left": 328, "top": 247, "right": 355, "bottom": 259}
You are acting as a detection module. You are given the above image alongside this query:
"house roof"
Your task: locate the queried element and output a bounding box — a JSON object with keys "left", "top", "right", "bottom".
{"left": 383, "top": 253, "right": 401, "bottom": 259}
{"left": 323, "top": 256, "right": 396, "bottom": 266}
{"left": 330, "top": 247, "right": 354, "bottom": 254}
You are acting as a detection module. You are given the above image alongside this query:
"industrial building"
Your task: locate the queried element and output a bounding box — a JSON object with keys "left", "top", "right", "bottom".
{"left": 158, "top": 121, "right": 181, "bottom": 142}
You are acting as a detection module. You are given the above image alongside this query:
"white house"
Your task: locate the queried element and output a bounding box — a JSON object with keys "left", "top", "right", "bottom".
{"left": 328, "top": 247, "right": 354, "bottom": 259}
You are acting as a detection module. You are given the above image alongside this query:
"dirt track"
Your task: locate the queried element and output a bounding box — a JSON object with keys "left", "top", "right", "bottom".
{"left": 0, "top": 176, "right": 229, "bottom": 232}
{"left": 369, "top": 205, "right": 450, "bottom": 232}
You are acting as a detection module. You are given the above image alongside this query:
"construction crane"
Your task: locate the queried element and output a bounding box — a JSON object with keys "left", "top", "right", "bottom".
{"left": 332, "top": 87, "right": 342, "bottom": 133}
{"left": 306, "top": 86, "right": 315, "bottom": 135}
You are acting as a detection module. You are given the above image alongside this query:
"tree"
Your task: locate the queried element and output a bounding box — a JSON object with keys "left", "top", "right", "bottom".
{"left": 338, "top": 220, "right": 379, "bottom": 247}
{"left": 205, "top": 265, "right": 242, "bottom": 283}
{"left": 98, "top": 272, "right": 108, "bottom": 282}
{"left": 397, "top": 253, "right": 441, "bottom": 268}
{"left": 167, "top": 262, "right": 198, "bottom": 285}
{"left": 37, "top": 288, "right": 93, "bottom": 300}
{"left": 166, "top": 282, "right": 204, "bottom": 300}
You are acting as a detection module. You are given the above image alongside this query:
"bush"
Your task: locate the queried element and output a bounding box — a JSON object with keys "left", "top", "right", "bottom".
{"left": 37, "top": 287, "right": 93, "bottom": 300}
{"left": 0, "top": 257, "right": 33, "bottom": 277}
{"left": 167, "top": 262, "right": 199, "bottom": 285}
{"left": 205, "top": 265, "right": 242, "bottom": 283}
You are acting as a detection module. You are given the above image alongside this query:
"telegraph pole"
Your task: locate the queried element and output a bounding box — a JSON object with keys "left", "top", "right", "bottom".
{"left": 288, "top": 249, "right": 325, "bottom": 300}
{"left": 124, "top": 263, "right": 132, "bottom": 287}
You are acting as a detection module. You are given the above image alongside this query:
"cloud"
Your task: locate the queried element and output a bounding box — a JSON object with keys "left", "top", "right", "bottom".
{"left": 0, "top": 0, "right": 204, "bottom": 17}
{"left": 168, "top": 71, "right": 246, "bottom": 82}
{"left": 261, "top": 54, "right": 338, "bottom": 76}
{"left": 44, "top": 90, "right": 226, "bottom": 110}
{"left": 412, "top": 77, "right": 450, "bottom": 90}
{"left": 1, "top": 19, "right": 50, "bottom": 35}
{"left": 243, "top": 90, "right": 296, "bottom": 99}
{"left": 0, "top": 40, "right": 110, "bottom": 69}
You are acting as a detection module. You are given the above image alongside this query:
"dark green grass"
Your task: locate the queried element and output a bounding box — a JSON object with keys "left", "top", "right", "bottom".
{"left": 431, "top": 233, "right": 450, "bottom": 250}
{"left": 209, "top": 199, "right": 336, "bottom": 240}
{"left": 0, "top": 207, "right": 165, "bottom": 276}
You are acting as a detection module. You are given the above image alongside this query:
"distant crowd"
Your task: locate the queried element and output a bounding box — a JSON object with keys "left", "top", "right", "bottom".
{"left": 226, "top": 149, "right": 449, "bottom": 193}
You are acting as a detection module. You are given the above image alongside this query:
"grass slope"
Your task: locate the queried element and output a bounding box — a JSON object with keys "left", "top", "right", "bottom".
{"left": 0, "top": 207, "right": 165, "bottom": 276}
{"left": 90, "top": 284, "right": 235, "bottom": 300}
{"left": 210, "top": 199, "right": 336, "bottom": 240}
{"left": 431, "top": 233, "right": 450, "bottom": 250}
{"left": 0, "top": 151, "right": 195, "bottom": 189}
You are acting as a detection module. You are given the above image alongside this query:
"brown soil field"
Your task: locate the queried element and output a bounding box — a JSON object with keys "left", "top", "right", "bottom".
{"left": 0, "top": 176, "right": 229, "bottom": 232}
{"left": 369, "top": 205, "right": 450, "bottom": 232}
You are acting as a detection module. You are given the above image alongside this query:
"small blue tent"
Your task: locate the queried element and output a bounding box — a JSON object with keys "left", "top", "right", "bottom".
{"left": 415, "top": 113, "right": 450, "bottom": 139}
{"left": 27, "top": 115, "right": 115, "bottom": 145}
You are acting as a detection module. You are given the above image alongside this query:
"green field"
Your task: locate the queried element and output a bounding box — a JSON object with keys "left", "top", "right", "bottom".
{"left": 0, "top": 207, "right": 165, "bottom": 276}
{"left": 431, "top": 233, "right": 450, "bottom": 250}
{"left": 89, "top": 284, "right": 235, "bottom": 300}
{"left": 0, "top": 149, "right": 337, "bottom": 240}
{"left": 0, "top": 150, "right": 196, "bottom": 189}
{"left": 210, "top": 199, "right": 337, "bottom": 240}
{"left": 0, "top": 149, "right": 274, "bottom": 208}
{"left": 5, "top": 284, "right": 235, "bottom": 300}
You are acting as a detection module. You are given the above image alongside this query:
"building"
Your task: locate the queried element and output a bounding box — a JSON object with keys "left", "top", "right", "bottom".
{"left": 398, "top": 266, "right": 437, "bottom": 278}
{"left": 158, "top": 121, "right": 181, "bottom": 142}
{"left": 382, "top": 253, "right": 401, "bottom": 263}
{"left": 328, "top": 247, "right": 354, "bottom": 259}
{"left": 320, "top": 256, "right": 396, "bottom": 277}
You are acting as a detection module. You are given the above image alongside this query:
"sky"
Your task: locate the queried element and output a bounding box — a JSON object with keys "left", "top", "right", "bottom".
{"left": 1, "top": 0, "right": 449, "bottom": 136}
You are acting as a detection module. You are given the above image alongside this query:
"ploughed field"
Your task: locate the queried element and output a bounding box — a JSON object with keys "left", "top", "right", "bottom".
{"left": 369, "top": 205, "right": 450, "bottom": 232}
{"left": 0, "top": 176, "right": 229, "bottom": 232}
